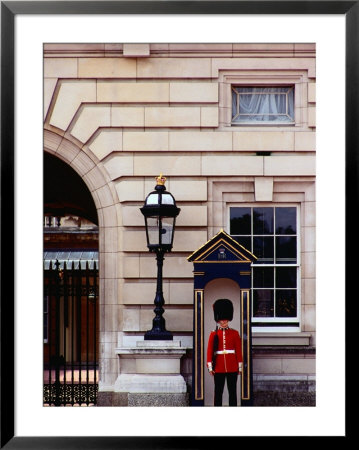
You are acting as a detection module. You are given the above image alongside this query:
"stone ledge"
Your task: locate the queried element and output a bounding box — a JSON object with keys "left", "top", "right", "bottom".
{"left": 254, "top": 374, "right": 315, "bottom": 382}
{"left": 253, "top": 332, "right": 312, "bottom": 346}
{"left": 253, "top": 346, "right": 315, "bottom": 355}
{"left": 136, "top": 340, "right": 181, "bottom": 348}
{"left": 115, "top": 347, "right": 187, "bottom": 356}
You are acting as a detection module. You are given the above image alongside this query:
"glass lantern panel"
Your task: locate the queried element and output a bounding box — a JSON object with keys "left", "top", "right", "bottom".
{"left": 146, "top": 193, "right": 160, "bottom": 206}
{"left": 146, "top": 216, "right": 160, "bottom": 246}
{"left": 161, "top": 217, "right": 174, "bottom": 245}
{"left": 161, "top": 193, "right": 175, "bottom": 205}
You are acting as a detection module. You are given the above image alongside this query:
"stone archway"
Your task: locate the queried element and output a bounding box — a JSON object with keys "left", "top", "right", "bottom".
{"left": 44, "top": 129, "right": 122, "bottom": 395}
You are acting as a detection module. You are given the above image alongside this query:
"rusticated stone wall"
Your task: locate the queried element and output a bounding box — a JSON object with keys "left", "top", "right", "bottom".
{"left": 43, "top": 43, "right": 316, "bottom": 403}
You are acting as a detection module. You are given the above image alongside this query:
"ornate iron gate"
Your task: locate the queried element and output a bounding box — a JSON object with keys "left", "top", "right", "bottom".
{"left": 43, "top": 259, "right": 99, "bottom": 406}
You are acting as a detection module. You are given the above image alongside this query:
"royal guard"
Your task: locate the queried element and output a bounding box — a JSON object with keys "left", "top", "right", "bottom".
{"left": 206, "top": 299, "right": 243, "bottom": 406}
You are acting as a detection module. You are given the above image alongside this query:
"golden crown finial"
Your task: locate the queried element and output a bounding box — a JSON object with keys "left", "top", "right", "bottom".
{"left": 156, "top": 173, "right": 166, "bottom": 186}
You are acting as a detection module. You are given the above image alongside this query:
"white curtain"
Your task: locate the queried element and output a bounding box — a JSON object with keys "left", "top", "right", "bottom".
{"left": 232, "top": 87, "right": 294, "bottom": 123}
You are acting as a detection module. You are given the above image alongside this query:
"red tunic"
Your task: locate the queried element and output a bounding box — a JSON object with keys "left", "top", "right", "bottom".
{"left": 206, "top": 328, "right": 243, "bottom": 373}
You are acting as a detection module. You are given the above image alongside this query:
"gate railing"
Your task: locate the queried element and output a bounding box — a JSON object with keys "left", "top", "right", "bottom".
{"left": 43, "top": 259, "right": 98, "bottom": 406}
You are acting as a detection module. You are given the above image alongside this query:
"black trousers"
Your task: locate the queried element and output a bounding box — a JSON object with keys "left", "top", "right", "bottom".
{"left": 214, "top": 372, "right": 238, "bottom": 406}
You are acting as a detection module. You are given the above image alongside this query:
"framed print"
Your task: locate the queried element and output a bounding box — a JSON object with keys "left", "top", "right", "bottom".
{"left": 1, "top": 1, "right": 354, "bottom": 447}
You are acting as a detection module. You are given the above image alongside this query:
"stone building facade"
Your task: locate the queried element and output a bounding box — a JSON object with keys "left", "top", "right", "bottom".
{"left": 43, "top": 43, "right": 316, "bottom": 406}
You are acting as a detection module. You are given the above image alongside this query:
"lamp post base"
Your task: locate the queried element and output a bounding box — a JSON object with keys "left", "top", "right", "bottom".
{"left": 144, "top": 329, "right": 173, "bottom": 340}
{"left": 114, "top": 340, "right": 187, "bottom": 406}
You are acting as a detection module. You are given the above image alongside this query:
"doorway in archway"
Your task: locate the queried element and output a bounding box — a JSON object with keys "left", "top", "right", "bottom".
{"left": 43, "top": 153, "right": 99, "bottom": 406}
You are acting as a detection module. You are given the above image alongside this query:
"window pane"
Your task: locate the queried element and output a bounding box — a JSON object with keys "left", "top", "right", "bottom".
{"left": 253, "top": 207, "right": 273, "bottom": 235}
{"left": 230, "top": 207, "right": 251, "bottom": 235}
{"left": 276, "top": 267, "right": 297, "bottom": 288}
{"left": 253, "top": 290, "right": 274, "bottom": 317}
{"left": 233, "top": 236, "right": 251, "bottom": 252}
{"left": 253, "top": 267, "right": 274, "bottom": 288}
{"left": 275, "top": 207, "right": 296, "bottom": 234}
{"left": 232, "top": 87, "right": 294, "bottom": 123}
{"left": 253, "top": 236, "right": 274, "bottom": 263}
{"left": 276, "top": 290, "right": 297, "bottom": 317}
{"left": 276, "top": 237, "right": 297, "bottom": 263}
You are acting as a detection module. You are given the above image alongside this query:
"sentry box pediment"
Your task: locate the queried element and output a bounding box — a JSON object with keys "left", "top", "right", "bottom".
{"left": 187, "top": 229, "right": 257, "bottom": 264}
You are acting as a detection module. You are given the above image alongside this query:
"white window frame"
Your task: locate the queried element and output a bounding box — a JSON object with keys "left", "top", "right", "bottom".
{"left": 228, "top": 203, "right": 301, "bottom": 332}
{"left": 218, "top": 70, "right": 311, "bottom": 131}
{"left": 231, "top": 86, "right": 295, "bottom": 125}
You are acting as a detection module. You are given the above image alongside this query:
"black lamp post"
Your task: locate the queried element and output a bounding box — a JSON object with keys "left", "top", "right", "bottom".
{"left": 140, "top": 174, "right": 180, "bottom": 340}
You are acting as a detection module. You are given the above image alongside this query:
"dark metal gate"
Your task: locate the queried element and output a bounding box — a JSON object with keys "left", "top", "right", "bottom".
{"left": 43, "top": 258, "right": 99, "bottom": 406}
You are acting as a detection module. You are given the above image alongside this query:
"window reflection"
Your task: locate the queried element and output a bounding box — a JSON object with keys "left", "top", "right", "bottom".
{"left": 276, "top": 207, "right": 296, "bottom": 234}
{"left": 230, "top": 207, "right": 251, "bottom": 235}
{"left": 276, "top": 290, "right": 297, "bottom": 317}
{"left": 253, "top": 267, "right": 274, "bottom": 288}
{"left": 276, "top": 236, "right": 297, "bottom": 263}
{"left": 253, "top": 236, "right": 274, "bottom": 263}
{"left": 276, "top": 267, "right": 296, "bottom": 288}
{"left": 253, "top": 290, "right": 274, "bottom": 317}
{"left": 233, "top": 236, "right": 251, "bottom": 251}
{"left": 253, "top": 207, "right": 273, "bottom": 235}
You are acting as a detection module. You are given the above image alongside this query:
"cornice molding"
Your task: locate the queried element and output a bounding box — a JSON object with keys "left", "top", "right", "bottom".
{"left": 43, "top": 42, "right": 316, "bottom": 59}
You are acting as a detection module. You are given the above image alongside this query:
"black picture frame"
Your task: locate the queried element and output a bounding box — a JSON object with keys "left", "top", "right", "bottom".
{"left": 1, "top": 1, "right": 353, "bottom": 447}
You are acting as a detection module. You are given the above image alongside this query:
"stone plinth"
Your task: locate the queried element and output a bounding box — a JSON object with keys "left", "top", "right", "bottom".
{"left": 114, "top": 340, "right": 188, "bottom": 406}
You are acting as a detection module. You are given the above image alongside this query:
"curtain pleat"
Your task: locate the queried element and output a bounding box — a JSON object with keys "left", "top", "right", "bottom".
{"left": 232, "top": 87, "right": 294, "bottom": 123}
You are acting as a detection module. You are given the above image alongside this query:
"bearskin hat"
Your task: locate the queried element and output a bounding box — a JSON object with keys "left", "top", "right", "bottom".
{"left": 213, "top": 298, "right": 233, "bottom": 322}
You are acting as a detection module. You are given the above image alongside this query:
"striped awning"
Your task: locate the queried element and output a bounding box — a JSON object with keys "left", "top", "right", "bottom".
{"left": 43, "top": 250, "right": 98, "bottom": 270}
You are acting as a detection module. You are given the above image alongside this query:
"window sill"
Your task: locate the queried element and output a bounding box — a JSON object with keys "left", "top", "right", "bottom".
{"left": 231, "top": 122, "right": 295, "bottom": 127}
{"left": 252, "top": 332, "right": 312, "bottom": 346}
